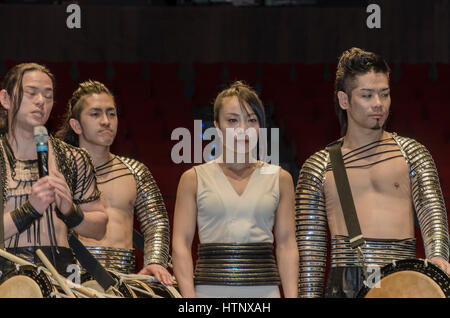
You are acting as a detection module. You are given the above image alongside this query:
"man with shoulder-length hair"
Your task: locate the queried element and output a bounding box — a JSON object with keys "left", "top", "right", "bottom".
{"left": 296, "top": 47, "right": 449, "bottom": 298}
{"left": 55, "top": 80, "right": 173, "bottom": 284}
{"left": 0, "top": 63, "right": 108, "bottom": 276}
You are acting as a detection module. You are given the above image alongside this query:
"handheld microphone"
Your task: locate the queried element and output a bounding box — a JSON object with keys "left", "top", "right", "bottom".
{"left": 33, "top": 126, "right": 49, "bottom": 178}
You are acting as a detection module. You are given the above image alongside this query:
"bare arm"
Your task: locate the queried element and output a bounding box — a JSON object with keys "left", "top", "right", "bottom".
{"left": 49, "top": 162, "right": 107, "bottom": 241}
{"left": 73, "top": 196, "right": 108, "bottom": 240}
{"left": 3, "top": 176, "right": 56, "bottom": 240}
{"left": 4, "top": 213, "right": 20, "bottom": 240}
{"left": 172, "top": 168, "right": 198, "bottom": 298}
{"left": 3, "top": 176, "right": 107, "bottom": 242}
{"left": 274, "top": 169, "right": 299, "bottom": 298}
{"left": 50, "top": 142, "right": 108, "bottom": 241}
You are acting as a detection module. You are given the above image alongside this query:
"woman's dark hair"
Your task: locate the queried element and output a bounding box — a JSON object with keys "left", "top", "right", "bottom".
{"left": 55, "top": 80, "right": 114, "bottom": 147}
{"left": 213, "top": 80, "right": 266, "bottom": 129}
{"left": 335, "top": 47, "right": 391, "bottom": 136}
{"left": 0, "top": 63, "right": 55, "bottom": 138}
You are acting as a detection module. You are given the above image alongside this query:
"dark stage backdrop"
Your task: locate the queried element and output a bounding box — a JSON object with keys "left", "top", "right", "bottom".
{"left": 0, "top": 1, "right": 449, "bottom": 63}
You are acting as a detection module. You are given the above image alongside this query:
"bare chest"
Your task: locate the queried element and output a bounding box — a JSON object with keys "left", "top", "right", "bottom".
{"left": 333, "top": 156, "right": 409, "bottom": 189}
{"left": 325, "top": 156, "right": 411, "bottom": 198}
{"left": 97, "top": 165, "right": 136, "bottom": 214}
{"left": 323, "top": 148, "right": 415, "bottom": 238}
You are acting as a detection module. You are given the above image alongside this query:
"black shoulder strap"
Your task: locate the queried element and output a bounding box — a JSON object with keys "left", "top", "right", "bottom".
{"left": 327, "top": 140, "right": 365, "bottom": 249}
{"left": 68, "top": 234, "right": 116, "bottom": 291}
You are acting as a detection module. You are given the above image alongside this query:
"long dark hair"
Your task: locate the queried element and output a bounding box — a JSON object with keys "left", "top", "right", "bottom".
{"left": 334, "top": 47, "right": 391, "bottom": 136}
{"left": 1, "top": 63, "right": 55, "bottom": 139}
{"left": 55, "top": 80, "right": 114, "bottom": 147}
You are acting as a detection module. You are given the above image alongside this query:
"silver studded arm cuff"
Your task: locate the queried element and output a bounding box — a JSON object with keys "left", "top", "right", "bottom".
{"left": 120, "top": 158, "right": 170, "bottom": 268}
{"left": 394, "top": 135, "right": 449, "bottom": 261}
{"left": 295, "top": 150, "right": 329, "bottom": 298}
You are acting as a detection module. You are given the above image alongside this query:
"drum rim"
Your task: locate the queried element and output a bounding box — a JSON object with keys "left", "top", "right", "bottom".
{"left": 0, "top": 265, "right": 54, "bottom": 298}
{"left": 357, "top": 258, "right": 450, "bottom": 298}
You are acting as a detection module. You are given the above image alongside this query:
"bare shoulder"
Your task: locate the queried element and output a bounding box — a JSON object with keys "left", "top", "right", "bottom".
{"left": 181, "top": 167, "right": 197, "bottom": 181}
{"left": 279, "top": 168, "right": 294, "bottom": 186}
{"left": 278, "top": 167, "right": 295, "bottom": 199}
{"left": 178, "top": 167, "right": 198, "bottom": 192}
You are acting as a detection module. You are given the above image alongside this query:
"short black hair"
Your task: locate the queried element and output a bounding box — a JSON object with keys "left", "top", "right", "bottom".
{"left": 334, "top": 47, "right": 391, "bottom": 136}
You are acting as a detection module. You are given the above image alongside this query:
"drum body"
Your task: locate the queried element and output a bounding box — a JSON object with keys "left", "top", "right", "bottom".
{"left": 358, "top": 259, "right": 449, "bottom": 298}
{"left": 0, "top": 265, "right": 57, "bottom": 298}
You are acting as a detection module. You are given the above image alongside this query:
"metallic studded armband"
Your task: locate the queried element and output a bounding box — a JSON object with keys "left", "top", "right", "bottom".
{"left": 296, "top": 150, "right": 329, "bottom": 298}
{"left": 118, "top": 157, "right": 170, "bottom": 268}
{"left": 393, "top": 135, "right": 449, "bottom": 261}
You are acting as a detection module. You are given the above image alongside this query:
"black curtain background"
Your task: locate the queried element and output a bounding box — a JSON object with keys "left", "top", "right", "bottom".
{"left": 0, "top": 1, "right": 449, "bottom": 63}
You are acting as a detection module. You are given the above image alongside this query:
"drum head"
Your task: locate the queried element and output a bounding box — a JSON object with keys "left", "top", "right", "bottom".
{"left": 0, "top": 265, "right": 54, "bottom": 298}
{"left": 81, "top": 280, "right": 105, "bottom": 294}
{"left": 0, "top": 276, "right": 43, "bottom": 298}
{"left": 365, "top": 270, "right": 445, "bottom": 298}
{"left": 358, "top": 259, "right": 450, "bottom": 298}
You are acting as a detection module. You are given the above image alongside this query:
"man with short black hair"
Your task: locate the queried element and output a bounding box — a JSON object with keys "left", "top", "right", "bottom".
{"left": 296, "top": 47, "right": 450, "bottom": 298}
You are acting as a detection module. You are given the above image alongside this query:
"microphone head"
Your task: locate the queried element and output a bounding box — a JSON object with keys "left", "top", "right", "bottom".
{"left": 33, "top": 126, "right": 49, "bottom": 145}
